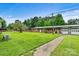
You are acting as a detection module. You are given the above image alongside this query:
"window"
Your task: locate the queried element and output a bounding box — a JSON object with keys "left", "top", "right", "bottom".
{"left": 78, "top": 29, "right": 79, "bottom": 32}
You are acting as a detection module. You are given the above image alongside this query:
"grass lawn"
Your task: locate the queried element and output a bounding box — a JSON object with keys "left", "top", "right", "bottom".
{"left": 51, "top": 35, "right": 79, "bottom": 56}
{"left": 0, "top": 32, "right": 59, "bottom": 56}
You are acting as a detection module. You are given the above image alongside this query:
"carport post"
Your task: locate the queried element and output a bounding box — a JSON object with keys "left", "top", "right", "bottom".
{"left": 68, "top": 27, "right": 71, "bottom": 35}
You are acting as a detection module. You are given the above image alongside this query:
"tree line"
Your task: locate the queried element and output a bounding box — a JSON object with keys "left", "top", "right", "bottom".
{"left": 68, "top": 18, "right": 79, "bottom": 25}
{"left": 1, "top": 13, "right": 78, "bottom": 32}
{"left": 7, "top": 14, "right": 65, "bottom": 31}
{"left": 23, "top": 14, "right": 65, "bottom": 27}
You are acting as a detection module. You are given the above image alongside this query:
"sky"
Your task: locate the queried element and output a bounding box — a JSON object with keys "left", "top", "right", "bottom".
{"left": 0, "top": 3, "right": 79, "bottom": 24}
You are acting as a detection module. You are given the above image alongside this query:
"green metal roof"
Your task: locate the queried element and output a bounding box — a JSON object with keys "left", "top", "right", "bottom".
{"left": 34, "top": 25, "right": 79, "bottom": 29}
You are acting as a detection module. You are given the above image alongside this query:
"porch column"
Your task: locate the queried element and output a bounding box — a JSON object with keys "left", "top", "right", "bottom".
{"left": 68, "top": 27, "right": 71, "bottom": 34}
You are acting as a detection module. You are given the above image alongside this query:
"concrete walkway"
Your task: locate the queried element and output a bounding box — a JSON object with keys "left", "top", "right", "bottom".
{"left": 33, "top": 36, "right": 64, "bottom": 56}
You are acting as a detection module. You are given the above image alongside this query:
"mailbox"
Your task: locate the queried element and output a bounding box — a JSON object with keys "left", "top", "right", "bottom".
{"left": 3, "top": 35, "right": 9, "bottom": 40}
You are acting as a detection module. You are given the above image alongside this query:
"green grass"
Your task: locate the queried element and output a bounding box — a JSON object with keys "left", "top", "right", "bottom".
{"left": 51, "top": 35, "right": 79, "bottom": 56}
{"left": 0, "top": 32, "right": 59, "bottom": 56}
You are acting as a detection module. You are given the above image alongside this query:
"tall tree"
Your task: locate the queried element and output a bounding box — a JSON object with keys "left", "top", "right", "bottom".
{"left": 14, "top": 20, "right": 23, "bottom": 32}
{"left": 30, "top": 16, "right": 38, "bottom": 27}
{"left": 68, "top": 19, "right": 79, "bottom": 25}
{"left": 2, "top": 20, "right": 6, "bottom": 29}
{"left": 36, "top": 17, "right": 44, "bottom": 26}
{"left": 0, "top": 17, "right": 6, "bottom": 29}
{"left": 7, "top": 23, "right": 14, "bottom": 30}
{"left": 54, "top": 14, "right": 65, "bottom": 25}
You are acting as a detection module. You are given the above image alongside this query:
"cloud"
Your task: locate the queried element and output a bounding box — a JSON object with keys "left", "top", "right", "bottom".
{"left": 5, "top": 17, "right": 26, "bottom": 25}
{"left": 62, "top": 9, "right": 79, "bottom": 22}
{"left": 0, "top": 16, "right": 26, "bottom": 25}
{"left": 8, "top": 16, "right": 12, "bottom": 18}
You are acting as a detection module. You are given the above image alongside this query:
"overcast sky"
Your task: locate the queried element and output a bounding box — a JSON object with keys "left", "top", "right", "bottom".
{"left": 0, "top": 3, "right": 79, "bottom": 24}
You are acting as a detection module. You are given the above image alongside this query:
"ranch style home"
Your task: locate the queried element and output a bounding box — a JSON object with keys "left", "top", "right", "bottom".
{"left": 31, "top": 25, "right": 79, "bottom": 35}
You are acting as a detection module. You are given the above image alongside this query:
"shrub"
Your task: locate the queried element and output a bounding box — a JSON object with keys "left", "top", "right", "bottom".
{"left": 0, "top": 33, "right": 3, "bottom": 41}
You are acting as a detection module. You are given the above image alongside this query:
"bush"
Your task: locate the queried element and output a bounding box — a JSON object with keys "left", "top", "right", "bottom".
{"left": 0, "top": 33, "right": 3, "bottom": 41}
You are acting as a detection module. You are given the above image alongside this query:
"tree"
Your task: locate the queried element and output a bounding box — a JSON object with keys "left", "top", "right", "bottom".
{"left": 30, "top": 16, "right": 39, "bottom": 27}
{"left": 23, "top": 19, "right": 30, "bottom": 27}
{"left": 48, "top": 19, "right": 54, "bottom": 26}
{"left": 68, "top": 19, "right": 79, "bottom": 25}
{"left": 23, "top": 13, "right": 66, "bottom": 28}
{"left": 54, "top": 14, "right": 65, "bottom": 25}
{"left": 0, "top": 17, "right": 6, "bottom": 29}
{"left": 2, "top": 20, "right": 6, "bottom": 29}
{"left": 14, "top": 20, "right": 23, "bottom": 32}
{"left": 7, "top": 23, "right": 14, "bottom": 30}
{"left": 36, "top": 17, "right": 44, "bottom": 26}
